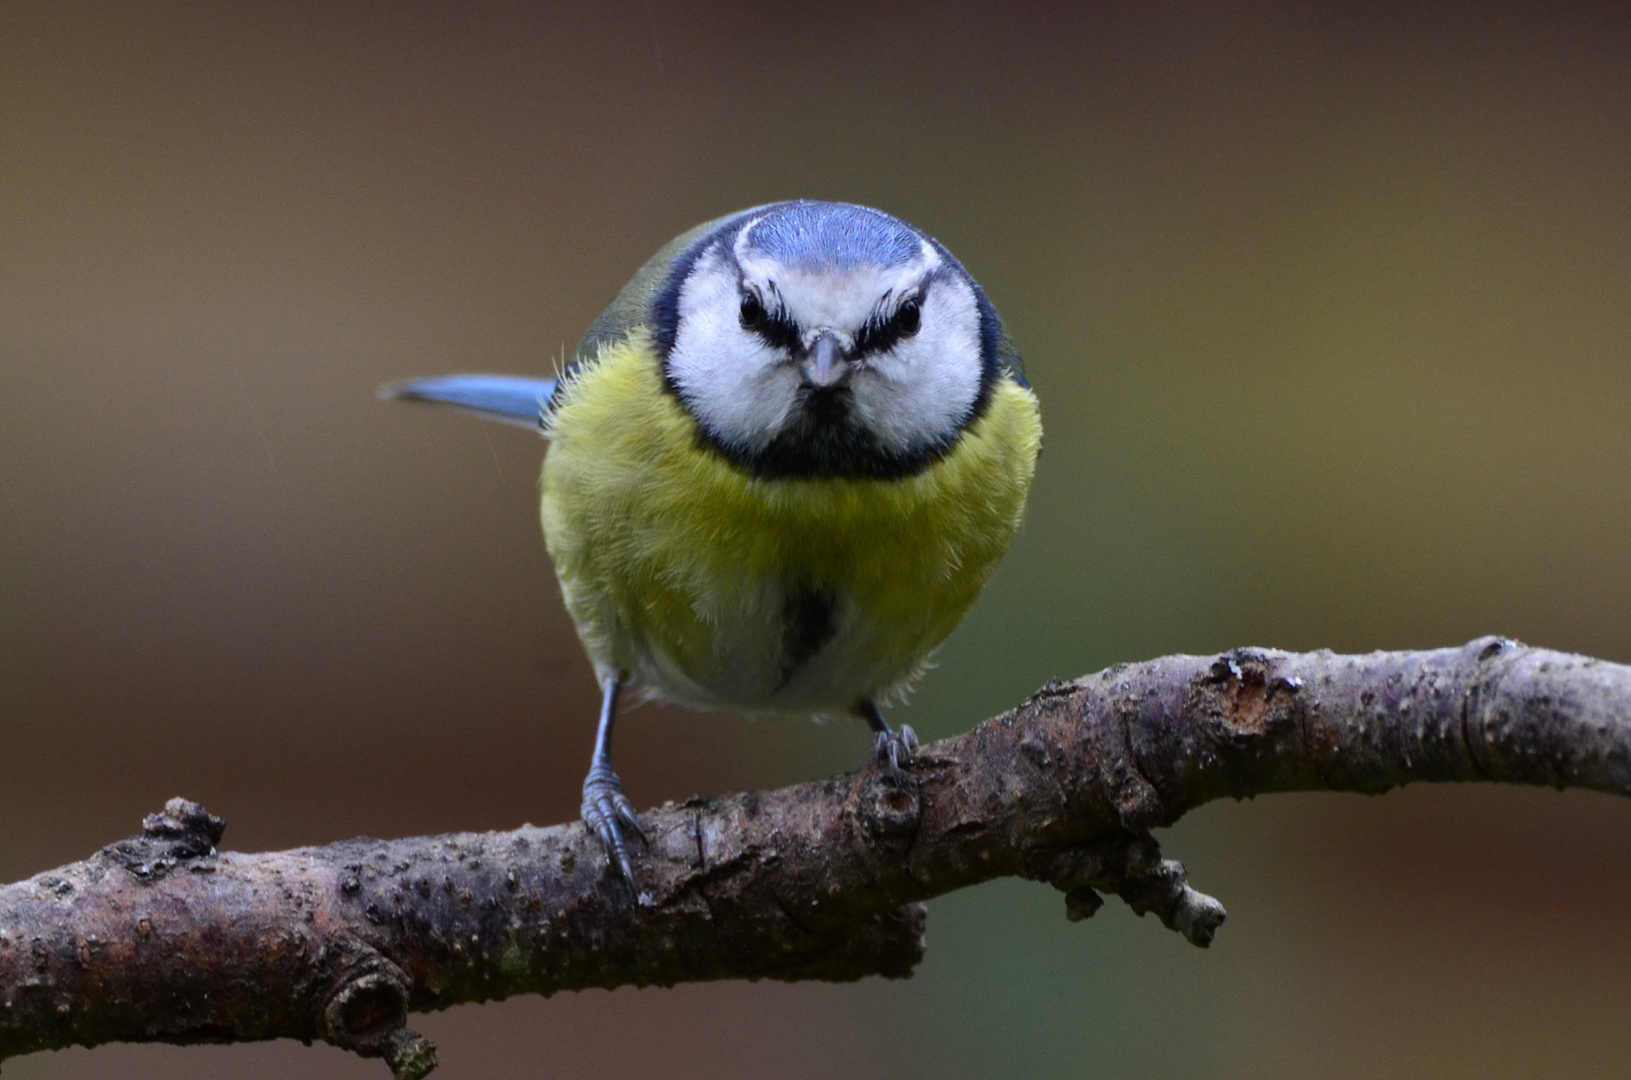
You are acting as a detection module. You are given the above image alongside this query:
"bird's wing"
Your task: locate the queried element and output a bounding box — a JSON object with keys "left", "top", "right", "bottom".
{"left": 377, "top": 374, "right": 557, "bottom": 430}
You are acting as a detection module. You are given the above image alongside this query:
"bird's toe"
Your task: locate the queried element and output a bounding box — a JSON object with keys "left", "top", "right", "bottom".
{"left": 582, "top": 769, "right": 642, "bottom": 885}
{"left": 871, "top": 724, "right": 919, "bottom": 774}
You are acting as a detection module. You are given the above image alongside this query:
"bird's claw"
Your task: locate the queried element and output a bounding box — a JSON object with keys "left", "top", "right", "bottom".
{"left": 582, "top": 762, "right": 644, "bottom": 885}
{"left": 871, "top": 723, "right": 919, "bottom": 774}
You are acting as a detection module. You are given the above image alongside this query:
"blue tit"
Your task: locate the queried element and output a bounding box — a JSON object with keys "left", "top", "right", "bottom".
{"left": 383, "top": 201, "right": 1042, "bottom": 884}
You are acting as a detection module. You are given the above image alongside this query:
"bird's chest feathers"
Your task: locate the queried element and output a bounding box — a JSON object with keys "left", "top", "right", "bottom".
{"left": 540, "top": 335, "right": 1040, "bottom": 709}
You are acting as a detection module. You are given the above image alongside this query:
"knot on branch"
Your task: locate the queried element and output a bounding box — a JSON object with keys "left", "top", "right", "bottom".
{"left": 321, "top": 948, "right": 436, "bottom": 1080}
{"left": 1026, "top": 833, "right": 1228, "bottom": 948}
{"left": 1198, "top": 649, "right": 1305, "bottom": 741}
{"left": 856, "top": 768, "right": 921, "bottom": 855}
{"left": 142, "top": 799, "right": 226, "bottom": 852}
{"left": 102, "top": 798, "right": 226, "bottom": 883}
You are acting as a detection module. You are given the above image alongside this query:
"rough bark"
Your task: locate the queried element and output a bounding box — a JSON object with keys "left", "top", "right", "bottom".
{"left": 5, "top": 637, "right": 1630, "bottom": 1077}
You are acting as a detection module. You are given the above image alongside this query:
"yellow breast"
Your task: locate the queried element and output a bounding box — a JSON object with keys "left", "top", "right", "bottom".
{"left": 539, "top": 331, "right": 1042, "bottom": 714}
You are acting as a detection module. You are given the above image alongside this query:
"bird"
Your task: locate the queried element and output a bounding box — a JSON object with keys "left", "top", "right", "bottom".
{"left": 381, "top": 200, "right": 1042, "bottom": 885}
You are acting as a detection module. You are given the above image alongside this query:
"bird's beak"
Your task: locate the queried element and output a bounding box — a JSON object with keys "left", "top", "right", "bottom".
{"left": 799, "top": 333, "right": 850, "bottom": 389}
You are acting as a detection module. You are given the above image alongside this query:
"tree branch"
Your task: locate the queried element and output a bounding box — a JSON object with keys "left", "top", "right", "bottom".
{"left": 5, "top": 637, "right": 1629, "bottom": 1077}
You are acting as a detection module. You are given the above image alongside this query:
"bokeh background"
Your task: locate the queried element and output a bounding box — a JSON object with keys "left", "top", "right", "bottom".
{"left": 4, "top": 2, "right": 1631, "bottom": 1077}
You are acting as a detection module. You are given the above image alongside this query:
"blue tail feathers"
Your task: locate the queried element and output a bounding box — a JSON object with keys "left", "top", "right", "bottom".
{"left": 379, "top": 374, "right": 558, "bottom": 430}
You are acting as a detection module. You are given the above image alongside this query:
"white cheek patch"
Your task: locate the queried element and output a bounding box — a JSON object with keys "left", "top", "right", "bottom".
{"left": 665, "top": 249, "right": 800, "bottom": 453}
{"left": 850, "top": 276, "right": 985, "bottom": 454}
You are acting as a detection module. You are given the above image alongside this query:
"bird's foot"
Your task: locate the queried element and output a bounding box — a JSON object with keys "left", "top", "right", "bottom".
{"left": 871, "top": 723, "right": 919, "bottom": 774}
{"left": 581, "top": 761, "right": 645, "bottom": 885}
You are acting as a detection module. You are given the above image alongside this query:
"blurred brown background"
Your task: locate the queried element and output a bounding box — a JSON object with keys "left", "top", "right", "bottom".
{"left": 4, "top": 2, "right": 1631, "bottom": 1077}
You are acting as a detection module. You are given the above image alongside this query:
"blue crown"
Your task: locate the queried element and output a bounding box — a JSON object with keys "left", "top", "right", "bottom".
{"left": 738, "top": 201, "right": 923, "bottom": 270}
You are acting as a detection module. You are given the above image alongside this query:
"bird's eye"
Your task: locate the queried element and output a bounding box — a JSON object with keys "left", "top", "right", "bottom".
{"left": 896, "top": 298, "right": 921, "bottom": 337}
{"left": 740, "top": 294, "right": 769, "bottom": 331}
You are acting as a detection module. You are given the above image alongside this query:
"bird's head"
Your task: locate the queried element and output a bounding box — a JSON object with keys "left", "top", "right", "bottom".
{"left": 655, "top": 201, "right": 1014, "bottom": 479}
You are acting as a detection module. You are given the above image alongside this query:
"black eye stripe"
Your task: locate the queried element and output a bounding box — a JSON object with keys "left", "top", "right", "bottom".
{"left": 853, "top": 294, "right": 924, "bottom": 357}
{"left": 739, "top": 291, "right": 802, "bottom": 352}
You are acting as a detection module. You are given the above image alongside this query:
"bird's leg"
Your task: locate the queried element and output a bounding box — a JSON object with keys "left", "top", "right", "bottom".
{"left": 580, "top": 675, "right": 644, "bottom": 885}
{"left": 859, "top": 698, "right": 918, "bottom": 774}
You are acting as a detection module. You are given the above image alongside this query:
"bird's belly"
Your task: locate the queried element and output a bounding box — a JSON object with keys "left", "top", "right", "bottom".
{"left": 553, "top": 485, "right": 985, "bottom": 714}
{"left": 623, "top": 575, "right": 932, "bottom": 713}
{"left": 539, "top": 334, "right": 1041, "bottom": 716}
